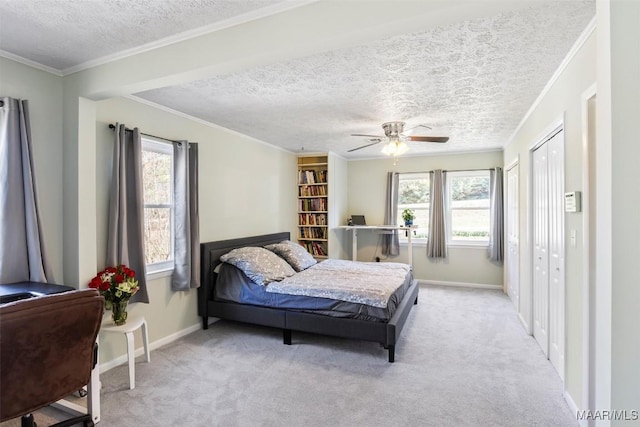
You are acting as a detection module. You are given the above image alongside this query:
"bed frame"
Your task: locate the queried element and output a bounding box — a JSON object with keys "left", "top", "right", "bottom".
{"left": 198, "top": 232, "right": 419, "bottom": 363}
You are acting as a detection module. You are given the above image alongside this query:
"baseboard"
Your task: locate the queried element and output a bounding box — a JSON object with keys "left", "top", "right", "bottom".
{"left": 518, "top": 312, "right": 532, "bottom": 335}
{"left": 418, "top": 279, "right": 502, "bottom": 291}
{"left": 99, "top": 319, "right": 217, "bottom": 373}
{"left": 563, "top": 390, "right": 583, "bottom": 427}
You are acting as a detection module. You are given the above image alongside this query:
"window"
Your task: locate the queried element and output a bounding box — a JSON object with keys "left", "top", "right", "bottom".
{"left": 446, "top": 171, "right": 490, "bottom": 244}
{"left": 141, "top": 138, "right": 174, "bottom": 273}
{"left": 397, "top": 173, "right": 430, "bottom": 241}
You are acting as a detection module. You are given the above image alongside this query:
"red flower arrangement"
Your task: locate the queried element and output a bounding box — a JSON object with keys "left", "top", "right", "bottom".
{"left": 88, "top": 264, "right": 139, "bottom": 304}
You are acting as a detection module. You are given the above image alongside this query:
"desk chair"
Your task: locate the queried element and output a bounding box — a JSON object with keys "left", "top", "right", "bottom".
{"left": 0, "top": 289, "right": 104, "bottom": 427}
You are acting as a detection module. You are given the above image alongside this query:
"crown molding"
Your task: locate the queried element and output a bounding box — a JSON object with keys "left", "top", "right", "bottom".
{"left": 0, "top": 49, "right": 63, "bottom": 76}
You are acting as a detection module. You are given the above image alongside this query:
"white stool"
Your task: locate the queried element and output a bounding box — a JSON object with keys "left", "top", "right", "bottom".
{"left": 100, "top": 313, "right": 150, "bottom": 389}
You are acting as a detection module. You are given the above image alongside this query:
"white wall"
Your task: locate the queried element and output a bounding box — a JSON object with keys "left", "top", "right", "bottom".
{"left": 503, "top": 29, "right": 596, "bottom": 409}
{"left": 94, "top": 96, "right": 297, "bottom": 363}
{"left": 597, "top": 1, "right": 640, "bottom": 422}
{"left": 0, "top": 58, "right": 64, "bottom": 280}
{"left": 347, "top": 151, "right": 503, "bottom": 286}
{"left": 328, "top": 152, "right": 349, "bottom": 259}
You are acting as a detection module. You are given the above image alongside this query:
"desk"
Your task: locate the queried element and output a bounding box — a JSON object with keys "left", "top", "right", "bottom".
{"left": 337, "top": 225, "right": 416, "bottom": 266}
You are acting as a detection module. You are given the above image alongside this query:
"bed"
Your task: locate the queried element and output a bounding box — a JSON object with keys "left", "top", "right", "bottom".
{"left": 198, "top": 232, "right": 419, "bottom": 362}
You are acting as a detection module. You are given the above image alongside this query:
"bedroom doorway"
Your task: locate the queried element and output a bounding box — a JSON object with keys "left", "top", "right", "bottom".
{"left": 531, "top": 124, "right": 565, "bottom": 380}
{"left": 505, "top": 161, "right": 519, "bottom": 311}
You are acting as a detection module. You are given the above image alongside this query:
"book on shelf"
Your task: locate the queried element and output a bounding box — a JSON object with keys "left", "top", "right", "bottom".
{"left": 298, "top": 227, "right": 328, "bottom": 239}
{"left": 298, "top": 169, "right": 327, "bottom": 185}
{"left": 301, "top": 241, "right": 327, "bottom": 257}
{"left": 298, "top": 213, "right": 327, "bottom": 225}
{"left": 298, "top": 198, "right": 327, "bottom": 212}
{"left": 299, "top": 185, "right": 327, "bottom": 197}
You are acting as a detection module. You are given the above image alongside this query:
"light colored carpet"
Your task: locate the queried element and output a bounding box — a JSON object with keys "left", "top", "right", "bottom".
{"left": 2, "top": 285, "right": 578, "bottom": 427}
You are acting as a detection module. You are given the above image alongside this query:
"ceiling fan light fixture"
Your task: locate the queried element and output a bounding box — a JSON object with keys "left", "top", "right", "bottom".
{"left": 381, "top": 139, "right": 408, "bottom": 156}
{"left": 395, "top": 141, "right": 409, "bottom": 155}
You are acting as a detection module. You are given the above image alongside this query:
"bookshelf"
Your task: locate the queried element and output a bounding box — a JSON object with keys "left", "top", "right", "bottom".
{"left": 297, "top": 155, "right": 329, "bottom": 259}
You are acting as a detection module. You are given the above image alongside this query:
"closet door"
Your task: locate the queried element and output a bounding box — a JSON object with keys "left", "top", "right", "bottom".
{"left": 531, "top": 128, "right": 565, "bottom": 378}
{"left": 532, "top": 143, "right": 549, "bottom": 357}
{"left": 506, "top": 164, "right": 520, "bottom": 310}
{"left": 547, "top": 131, "right": 565, "bottom": 379}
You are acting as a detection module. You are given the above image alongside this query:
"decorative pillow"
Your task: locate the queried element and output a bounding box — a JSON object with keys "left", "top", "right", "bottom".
{"left": 220, "top": 247, "right": 295, "bottom": 286}
{"left": 265, "top": 240, "right": 317, "bottom": 272}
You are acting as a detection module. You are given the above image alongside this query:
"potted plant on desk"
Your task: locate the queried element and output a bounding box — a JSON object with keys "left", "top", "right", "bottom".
{"left": 402, "top": 208, "right": 415, "bottom": 227}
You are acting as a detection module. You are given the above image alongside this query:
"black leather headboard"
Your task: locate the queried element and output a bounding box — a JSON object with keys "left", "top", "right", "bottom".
{"left": 198, "top": 232, "right": 290, "bottom": 317}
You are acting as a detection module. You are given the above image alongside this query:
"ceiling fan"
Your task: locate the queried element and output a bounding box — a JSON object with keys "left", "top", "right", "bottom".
{"left": 349, "top": 121, "right": 449, "bottom": 155}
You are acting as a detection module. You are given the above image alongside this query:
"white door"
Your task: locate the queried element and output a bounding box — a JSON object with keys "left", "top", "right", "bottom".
{"left": 506, "top": 164, "right": 520, "bottom": 310}
{"left": 532, "top": 142, "right": 549, "bottom": 357}
{"left": 547, "top": 132, "right": 565, "bottom": 380}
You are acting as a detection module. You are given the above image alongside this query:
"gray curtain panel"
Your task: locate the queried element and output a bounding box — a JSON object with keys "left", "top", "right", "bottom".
{"left": 489, "top": 167, "right": 504, "bottom": 262}
{"left": 0, "top": 97, "right": 54, "bottom": 284}
{"left": 427, "top": 169, "right": 447, "bottom": 259}
{"left": 381, "top": 172, "right": 400, "bottom": 256}
{"left": 172, "top": 141, "right": 200, "bottom": 290}
{"left": 106, "top": 124, "right": 149, "bottom": 303}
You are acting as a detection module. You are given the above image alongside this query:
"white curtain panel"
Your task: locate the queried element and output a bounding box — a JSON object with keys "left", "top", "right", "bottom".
{"left": 0, "top": 97, "right": 53, "bottom": 284}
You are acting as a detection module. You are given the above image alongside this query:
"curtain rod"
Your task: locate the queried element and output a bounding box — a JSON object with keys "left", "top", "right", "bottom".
{"left": 399, "top": 168, "right": 497, "bottom": 175}
{"left": 108, "top": 123, "right": 180, "bottom": 144}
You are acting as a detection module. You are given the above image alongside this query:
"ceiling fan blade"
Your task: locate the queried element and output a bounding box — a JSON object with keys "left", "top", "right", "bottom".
{"left": 403, "top": 124, "right": 432, "bottom": 134}
{"left": 347, "top": 140, "right": 382, "bottom": 152}
{"left": 351, "top": 133, "right": 384, "bottom": 138}
{"left": 408, "top": 136, "right": 449, "bottom": 143}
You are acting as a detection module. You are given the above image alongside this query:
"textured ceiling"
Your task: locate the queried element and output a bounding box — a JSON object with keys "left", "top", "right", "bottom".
{"left": 0, "top": 0, "right": 595, "bottom": 159}
{"left": 0, "top": 0, "right": 287, "bottom": 71}
{"left": 136, "top": 1, "right": 594, "bottom": 158}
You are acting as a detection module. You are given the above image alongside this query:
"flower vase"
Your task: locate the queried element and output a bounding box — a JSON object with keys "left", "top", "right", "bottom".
{"left": 112, "top": 300, "right": 129, "bottom": 326}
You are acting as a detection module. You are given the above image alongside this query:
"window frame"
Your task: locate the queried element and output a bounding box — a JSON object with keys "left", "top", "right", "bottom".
{"left": 397, "top": 172, "right": 430, "bottom": 243}
{"left": 141, "top": 137, "right": 175, "bottom": 275}
{"left": 445, "top": 170, "right": 491, "bottom": 247}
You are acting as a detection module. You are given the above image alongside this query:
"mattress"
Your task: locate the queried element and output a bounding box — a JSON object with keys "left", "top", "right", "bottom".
{"left": 214, "top": 262, "right": 412, "bottom": 322}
